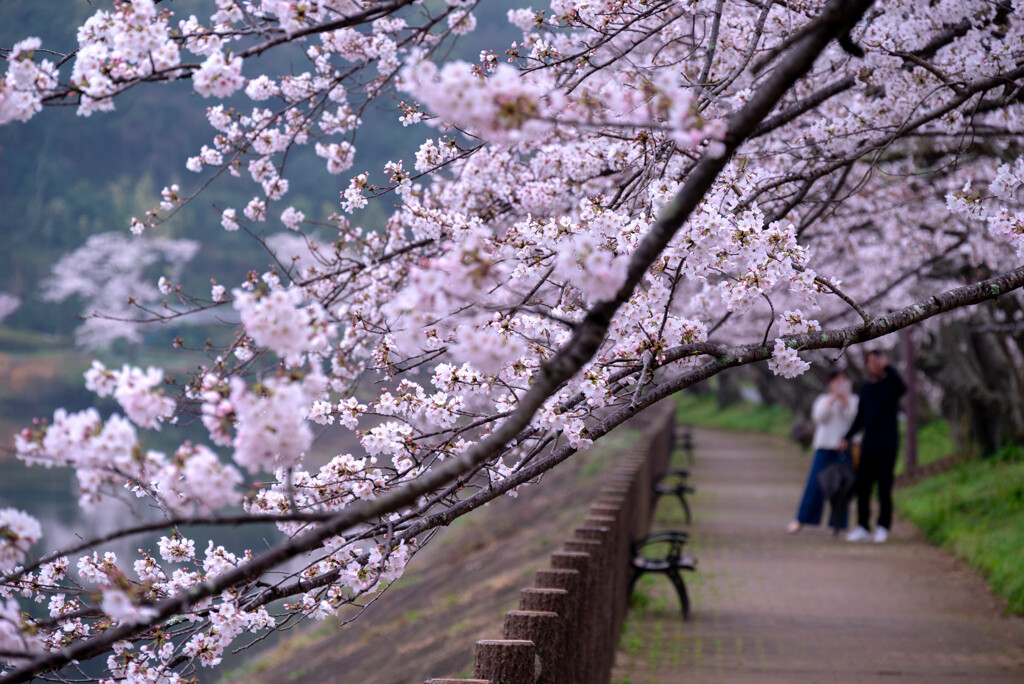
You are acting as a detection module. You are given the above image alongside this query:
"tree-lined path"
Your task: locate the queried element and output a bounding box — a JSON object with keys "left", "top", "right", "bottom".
{"left": 614, "top": 428, "right": 1024, "bottom": 683}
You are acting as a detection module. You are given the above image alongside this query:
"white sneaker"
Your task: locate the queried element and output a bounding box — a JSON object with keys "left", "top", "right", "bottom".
{"left": 845, "top": 526, "right": 871, "bottom": 542}
{"left": 873, "top": 527, "right": 889, "bottom": 543}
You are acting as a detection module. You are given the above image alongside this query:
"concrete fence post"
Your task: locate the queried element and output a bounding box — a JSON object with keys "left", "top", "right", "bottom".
{"left": 582, "top": 514, "right": 625, "bottom": 634}
{"left": 602, "top": 487, "right": 643, "bottom": 546}
{"left": 550, "top": 551, "right": 593, "bottom": 682}
{"left": 563, "top": 538, "right": 607, "bottom": 681}
{"left": 638, "top": 470, "right": 653, "bottom": 535}
{"left": 593, "top": 492, "right": 637, "bottom": 628}
{"left": 655, "top": 408, "right": 675, "bottom": 473}
{"left": 600, "top": 483, "right": 631, "bottom": 497}
{"left": 474, "top": 640, "right": 537, "bottom": 684}
{"left": 519, "top": 586, "right": 572, "bottom": 682}
{"left": 591, "top": 498, "right": 626, "bottom": 517}
{"left": 519, "top": 587, "right": 569, "bottom": 615}
{"left": 504, "top": 610, "right": 565, "bottom": 684}
{"left": 600, "top": 484, "right": 635, "bottom": 535}
{"left": 534, "top": 569, "right": 581, "bottom": 682}
{"left": 573, "top": 525, "right": 616, "bottom": 681}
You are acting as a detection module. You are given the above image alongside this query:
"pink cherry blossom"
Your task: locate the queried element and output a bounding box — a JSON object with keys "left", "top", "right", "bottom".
{"left": 0, "top": 508, "right": 42, "bottom": 572}
{"left": 193, "top": 50, "right": 245, "bottom": 98}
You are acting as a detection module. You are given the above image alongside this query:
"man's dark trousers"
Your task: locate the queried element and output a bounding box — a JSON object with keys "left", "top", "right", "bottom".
{"left": 856, "top": 450, "right": 897, "bottom": 530}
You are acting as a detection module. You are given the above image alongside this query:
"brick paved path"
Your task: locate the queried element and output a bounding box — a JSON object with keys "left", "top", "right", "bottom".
{"left": 612, "top": 428, "right": 1024, "bottom": 683}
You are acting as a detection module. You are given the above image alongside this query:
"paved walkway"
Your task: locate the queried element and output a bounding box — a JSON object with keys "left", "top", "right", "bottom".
{"left": 612, "top": 427, "right": 1024, "bottom": 683}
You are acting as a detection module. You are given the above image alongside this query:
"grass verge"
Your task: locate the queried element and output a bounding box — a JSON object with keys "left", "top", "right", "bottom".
{"left": 895, "top": 447, "right": 1024, "bottom": 614}
{"left": 674, "top": 392, "right": 796, "bottom": 439}
{"left": 898, "top": 418, "right": 957, "bottom": 473}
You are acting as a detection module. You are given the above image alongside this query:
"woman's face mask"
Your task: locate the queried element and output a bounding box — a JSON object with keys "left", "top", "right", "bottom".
{"left": 833, "top": 378, "right": 852, "bottom": 395}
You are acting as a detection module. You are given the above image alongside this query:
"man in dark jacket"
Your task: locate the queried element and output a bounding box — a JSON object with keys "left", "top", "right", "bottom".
{"left": 841, "top": 349, "right": 906, "bottom": 543}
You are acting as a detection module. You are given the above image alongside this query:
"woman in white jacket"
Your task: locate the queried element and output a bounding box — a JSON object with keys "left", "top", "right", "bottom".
{"left": 787, "top": 370, "right": 859, "bottom": 534}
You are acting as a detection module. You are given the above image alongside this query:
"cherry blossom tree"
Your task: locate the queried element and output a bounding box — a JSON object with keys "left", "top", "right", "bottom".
{"left": 2, "top": 0, "right": 1024, "bottom": 681}
{"left": 0, "top": 294, "right": 18, "bottom": 324}
{"left": 42, "top": 232, "right": 200, "bottom": 351}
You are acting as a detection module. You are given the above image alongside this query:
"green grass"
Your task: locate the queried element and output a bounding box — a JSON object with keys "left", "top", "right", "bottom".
{"left": 895, "top": 447, "right": 1024, "bottom": 614}
{"left": 914, "top": 419, "right": 957, "bottom": 466}
{"left": 896, "top": 417, "right": 957, "bottom": 474}
{"left": 674, "top": 392, "right": 796, "bottom": 439}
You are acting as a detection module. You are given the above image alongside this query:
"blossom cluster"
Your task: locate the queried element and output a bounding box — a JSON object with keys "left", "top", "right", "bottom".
{"left": 85, "top": 361, "right": 175, "bottom": 430}
{"left": 70, "top": 0, "right": 181, "bottom": 117}
{"left": 232, "top": 272, "right": 336, "bottom": 367}
{"left": 0, "top": 37, "right": 58, "bottom": 124}
{"left": 947, "top": 158, "right": 1024, "bottom": 260}
{"left": 16, "top": 362, "right": 243, "bottom": 514}
{"left": 0, "top": 508, "right": 42, "bottom": 573}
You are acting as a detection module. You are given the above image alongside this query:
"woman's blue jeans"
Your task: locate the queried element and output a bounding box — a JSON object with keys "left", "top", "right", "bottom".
{"left": 796, "top": 449, "right": 850, "bottom": 529}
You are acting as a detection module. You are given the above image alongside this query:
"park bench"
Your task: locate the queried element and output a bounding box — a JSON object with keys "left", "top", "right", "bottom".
{"left": 677, "top": 425, "right": 695, "bottom": 464}
{"left": 628, "top": 530, "right": 697, "bottom": 620}
{"left": 653, "top": 469, "right": 694, "bottom": 524}
{"left": 628, "top": 430, "right": 698, "bottom": 621}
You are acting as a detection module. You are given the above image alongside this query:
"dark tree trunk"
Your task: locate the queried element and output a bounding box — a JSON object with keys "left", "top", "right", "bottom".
{"left": 716, "top": 368, "right": 744, "bottom": 409}
{"left": 919, "top": 322, "right": 1024, "bottom": 457}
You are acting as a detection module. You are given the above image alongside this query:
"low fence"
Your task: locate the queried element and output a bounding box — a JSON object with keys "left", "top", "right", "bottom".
{"left": 424, "top": 401, "right": 675, "bottom": 684}
{"left": 893, "top": 452, "right": 965, "bottom": 488}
